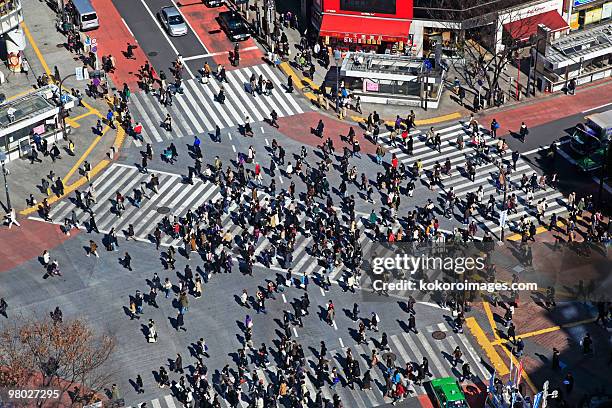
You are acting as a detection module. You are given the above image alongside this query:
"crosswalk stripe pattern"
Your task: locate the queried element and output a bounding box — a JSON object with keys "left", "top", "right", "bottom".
{"left": 375, "top": 121, "right": 568, "bottom": 235}
{"left": 128, "top": 324, "right": 490, "bottom": 408}
{"left": 129, "top": 63, "right": 304, "bottom": 146}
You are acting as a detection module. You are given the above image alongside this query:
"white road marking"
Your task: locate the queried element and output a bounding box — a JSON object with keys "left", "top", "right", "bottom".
{"left": 261, "top": 126, "right": 265, "bottom": 133}
{"left": 167, "top": 0, "right": 209, "bottom": 54}
{"left": 121, "top": 18, "right": 135, "bottom": 37}
{"left": 278, "top": 175, "right": 284, "bottom": 184}
{"left": 232, "top": 145, "right": 236, "bottom": 152}
{"left": 293, "top": 327, "right": 299, "bottom": 338}
{"left": 332, "top": 320, "right": 338, "bottom": 330}
{"left": 137, "top": 0, "right": 195, "bottom": 79}
{"left": 338, "top": 337, "right": 344, "bottom": 347}
{"left": 583, "top": 102, "right": 612, "bottom": 113}
{"left": 182, "top": 46, "right": 259, "bottom": 60}
{"left": 282, "top": 294, "right": 287, "bottom": 303}
{"left": 228, "top": 132, "right": 232, "bottom": 141}
{"left": 265, "top": 138, "right": 269, "bottom": 146}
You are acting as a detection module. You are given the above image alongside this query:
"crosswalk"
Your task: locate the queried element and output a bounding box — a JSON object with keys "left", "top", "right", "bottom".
{"left": 129, "top": 63, "right": 304, "bottom": 146}
{"left": 32, "top": 163, "right": 222, "bottom": 246}
{"left": 127, "top": 323, "right": 490, "bottom": 408}
{"left": 375, "top": 121, "right": 569, "bottom": 236}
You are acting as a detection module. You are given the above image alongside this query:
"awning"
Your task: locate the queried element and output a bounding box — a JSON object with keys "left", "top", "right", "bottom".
{"left": 319, "top": 14, "right": 411, "bottom": 44}
{"left": 503, "top": 10, "right": 569, "bottom": 42}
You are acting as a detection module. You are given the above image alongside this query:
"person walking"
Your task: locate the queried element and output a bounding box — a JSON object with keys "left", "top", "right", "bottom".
{"left": 4, "top": 208, "right": 21, "bottom": 228}
{"left": 135, "top": 374, "right": 144, "bottom": 394}
{"left": 0, "top": 297, "right": 8, "bottom": 318}
{"left": 519, "top": 122, "right": 528, "bottom": 143}
{"left": 123, "top": 252, "right": 132, "bottom": 271}
{"left": 87, "top": 240, "right": 99, "bottom": 257}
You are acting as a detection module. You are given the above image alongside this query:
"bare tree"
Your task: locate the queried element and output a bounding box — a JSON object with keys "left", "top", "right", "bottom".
{"left": 0, "top": 315, "right": 117, "bottom": 408}
{"left": 422, "top": 0, "right": 532, "bottom": 106}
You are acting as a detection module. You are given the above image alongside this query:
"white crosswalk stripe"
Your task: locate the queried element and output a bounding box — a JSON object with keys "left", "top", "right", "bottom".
{"left": 127, "top": 64, "right": 303, "bottom": 145}
{"left": 30, "top": 164, "right": 220, "bottom": 243}
{"left": 375, "top": 120, "right": 569, "bottom": 236}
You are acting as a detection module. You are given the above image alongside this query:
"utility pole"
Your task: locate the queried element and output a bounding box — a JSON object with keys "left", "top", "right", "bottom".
{"left": 0, "top": 151, "right": 11, "bottom": 211}
{"left": 499, "top": 165, "right": 508, "bottom": 242}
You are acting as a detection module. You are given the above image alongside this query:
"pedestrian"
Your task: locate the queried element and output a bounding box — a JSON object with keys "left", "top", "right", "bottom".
{"left": 87, "top": 240, "right": 99, "bottom": 257}
{"left": 4, "top": 208, "right": 21, "bottom": 228}
{"left": 135, "top": 374, "right": 144, "bottom": 394}
{"left": 490, "top": 118, "right": 499, "bottom": 138}
{"left": 123, "top": 252, "right": 132, "bottom": 271}
{"left": 174, "top": 353, "right": 183, "bottom": 373}
{"left": 519, "top": 121, "right": 528, "bottom": 142}
{"left": 0, "top": 297, "right": 7, "bottom": 318}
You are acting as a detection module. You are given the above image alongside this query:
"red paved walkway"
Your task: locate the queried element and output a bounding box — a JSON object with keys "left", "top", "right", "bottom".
{"left": 0, "top": 219, "right": 77, "bottom": 273}
{"left": 481, "top": 79, "right": 612, "bottom": 136}
{"left": 177, "top": 2, "right": 264, "bottom": 69}
{"left": 277, "top": 111, "right": 378, "bottom": 155}
{"left": 91, "top": 0, "right": 150, "bottom": 89}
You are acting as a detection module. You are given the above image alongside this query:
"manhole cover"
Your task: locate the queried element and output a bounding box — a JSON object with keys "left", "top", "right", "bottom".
{"left": 157, "top": 206, "right": 170, "bottom": 214}
{"left": 432, "top": 330, "right": 447, "bottom": 340}
{"left": 56, "top": 43, "right": 65, "bottom": 48}
{"left": 148, "top": 51, "right": 158, "bottom": 57}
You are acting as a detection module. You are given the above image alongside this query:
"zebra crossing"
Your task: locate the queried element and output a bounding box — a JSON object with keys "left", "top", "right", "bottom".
{"left": 31, "top": 163, "right": 222, "bottom": 245}
{"left": 129, "top": 63, "right": 304, "bottom": 146}
{"left": 375, "top": 121, "right": 569, "bottom": 236}
{"left": 128, "top": 323, "right": 490, "bottom": 408}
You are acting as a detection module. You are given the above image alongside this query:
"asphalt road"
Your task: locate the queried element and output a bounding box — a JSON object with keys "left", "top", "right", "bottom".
{"left": 114, "top": 0, "right": 216, "bottom": 79}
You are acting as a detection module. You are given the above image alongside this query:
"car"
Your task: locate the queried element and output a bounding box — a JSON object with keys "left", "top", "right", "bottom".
{"left": 203, "top": 0, "right": 224, "bottom": 7}
{"left": 218, "top": 11, "right": 250, "bottom": 41}
{"left": 430, "top": 377, "right": 470, "bottom": 408}
{"left": 158, "top": 6, "right": 188, "bottom": 37}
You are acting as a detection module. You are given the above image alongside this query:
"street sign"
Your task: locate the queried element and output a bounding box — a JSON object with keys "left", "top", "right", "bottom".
{"left": 92, "top": 45, "right": 97, "bottom": 53}
{"left": 60, "top": 94, "right": 70, "bottom": 103}
{"left": 75, "top": 66, "right": 84, "bottom": 81}
{"left": 84, "top": 36, "right": 91, "bottom": 45}
{"left": 423, "top": 59, "right": 432, "bottom": 71}
{"left": 499, "top": 210, "right": 508, "bottom": 228}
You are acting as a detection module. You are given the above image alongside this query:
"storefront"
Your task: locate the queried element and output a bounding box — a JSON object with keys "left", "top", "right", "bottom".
{"left": 568, "top": 0, "right": 612, "bottom": 30}
{"left": 498, "top": 0, "right": 568, "bottom": 50}
{"left": 313, "top": 0, "right": 413, "bottom": 54}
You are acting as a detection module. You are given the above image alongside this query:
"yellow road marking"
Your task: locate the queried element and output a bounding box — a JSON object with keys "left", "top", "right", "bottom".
{"left": 71, "top": 110, "right": 98, "bottom": 122}
{"left": 22, "top": 22, "right": 52, "bottom": 76}
{"left": 507, "top": 221, "right": 566, "bottom": 241}
{"left": 491, "top": 317, "right": 597, "bottom": 345}
{"left": 62, "top": 126, "right": 110, "bottom": 185}
{"left": 65, "top": 117, "right": 80, "bottom": 128}
{"left": 483, "top": 302, "right": 501, "bottom": 340}
{"left": 465, "top": 317, "right": 509, "bottom": 376}
{"left": 19, "top": 159, "right": 110, "bottom": 216}
{"left": 499, "top": 346, "right": 537, "bottom": 393}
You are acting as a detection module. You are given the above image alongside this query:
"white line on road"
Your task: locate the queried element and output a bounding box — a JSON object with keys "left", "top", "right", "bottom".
{"left": 332, "top": 320, "right": 338, "bottom": 331}
{"left": 167, "top": 0, "right": 209, "bottom": 54}
{"left": 522, "top": 139, "right": 569, "bottom": 156}
{"left": 121, "top": 18, "right": 135, "bottom": 37}
{"left": 282, "top": 294, "right": 287, "bottom": 303}
{"left": 293, "top": 327, "right": 299, "bottom": 338}
{"left": 261, "top": 127, "right": 265, "bottom": 133}
{"left": 232, "top": 145, "right": 236, "bottom": 153}
{"left": 228, "top": 133, "right": 232, "bottom": 141}
{"left": 136, "top": 0, "right": 195, "bottom": 79}
{"left": 320, "top": 287, "right": 326, "bottom": 296}
{"left": 182, "top": 46, "right": 260, "bottom": 60}
{"left": 278, "top": 175, "right": 284, "bottom": 184}
{"left": 265, "top": 138, "right": 269, "bottom": 146}
{"left": 338, "top": 337, "right": 344, "bottom": 347}
{"left": 583, "top": 102, "right": 612, "bottom": 113}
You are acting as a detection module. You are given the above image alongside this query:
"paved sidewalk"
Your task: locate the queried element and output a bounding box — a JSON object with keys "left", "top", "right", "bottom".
{"left": 0, "top": 0, "right": 127, "bottom": 216}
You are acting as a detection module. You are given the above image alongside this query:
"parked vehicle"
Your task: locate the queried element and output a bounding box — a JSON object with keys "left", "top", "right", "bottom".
{"left": 158, "top": 6, "right": 188, "bottom": 37}
{"left": 203, "top": 0, "right": 224, "bottom": 6}
{"left": 71, "top": 0, "right": 99, "bottom": 31}
{"left": 218, "top": 11, "right": 250, "bottom": 41}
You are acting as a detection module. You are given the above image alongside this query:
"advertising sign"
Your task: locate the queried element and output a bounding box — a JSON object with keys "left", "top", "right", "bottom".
{"left": 365, "top": 80, "right": 379, "bottom": 92}
{"left": 574, "top": 0, "right": 597, "bottom": 7}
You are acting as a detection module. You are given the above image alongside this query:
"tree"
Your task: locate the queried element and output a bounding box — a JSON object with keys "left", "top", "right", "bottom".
{"left": 423, "top": 0, "right": 532, "bottom": 106}
{"left": 0, "top": 315, "right": 117, "bottom": 407}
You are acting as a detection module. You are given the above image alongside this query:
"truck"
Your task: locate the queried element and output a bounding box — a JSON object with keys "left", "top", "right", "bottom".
{"left": 570, "top": 109, "right": 612, "bottom": 171}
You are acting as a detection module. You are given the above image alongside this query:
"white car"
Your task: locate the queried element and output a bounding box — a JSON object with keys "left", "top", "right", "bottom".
{"left": 158, "top": 6, "right": 188, "bottom": 37}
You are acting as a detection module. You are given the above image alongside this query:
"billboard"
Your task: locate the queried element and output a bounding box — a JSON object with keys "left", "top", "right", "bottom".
{"left": 323, "top": 0, "right": 413, "bottom": 19}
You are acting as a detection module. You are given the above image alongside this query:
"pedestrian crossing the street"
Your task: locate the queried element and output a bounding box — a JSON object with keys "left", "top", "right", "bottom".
{"left": 374, "top": 121, "right": 569, "bottom": 236}
{"left": 129, "top": 63, "right": 304, "bottom": 146}
{"left": 30, "top": 163, "right": 222, "bottom": 245}
{"left": 128, "top": 323, "right": 490, "bottom": 408}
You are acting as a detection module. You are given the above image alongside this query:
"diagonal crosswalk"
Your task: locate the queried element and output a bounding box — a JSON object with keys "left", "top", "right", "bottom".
{"left": 128, "top": 63, "right": 304, "bottom": 146}
{"left": 128, "top": 323, "right": 490, "bottom": 408}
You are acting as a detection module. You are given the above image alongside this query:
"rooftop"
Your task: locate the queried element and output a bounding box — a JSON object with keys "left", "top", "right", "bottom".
{"left": 544, "top": 23, "right": 612, "bottom": 68}
{"left": 0, "top": 85, "right": 58, "bottom": 129}
{"left": 342, "top": 52, "right": 437, "bottom": 77}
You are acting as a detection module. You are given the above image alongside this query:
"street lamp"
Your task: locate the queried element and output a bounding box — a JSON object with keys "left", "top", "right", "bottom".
{"left": 0, "top": 150, "right": 11, "bottom": 211}
{"left": 527, "top": 35, "right": 547, "bottom": 97}
{"left": 333, "top": 49, "right": 342, "bottom": 114}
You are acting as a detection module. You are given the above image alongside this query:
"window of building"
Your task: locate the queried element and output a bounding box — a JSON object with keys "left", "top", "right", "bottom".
{"left": 340, "top": 0, "right": 396, "bottom": 15}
